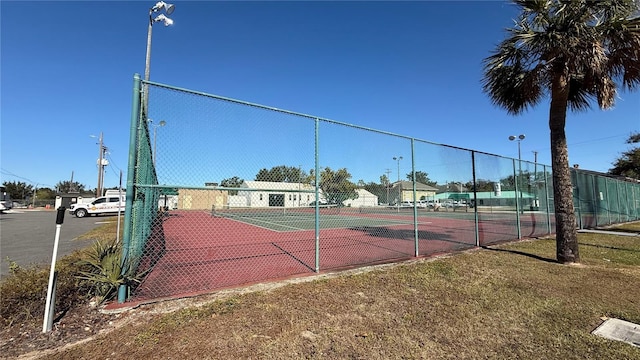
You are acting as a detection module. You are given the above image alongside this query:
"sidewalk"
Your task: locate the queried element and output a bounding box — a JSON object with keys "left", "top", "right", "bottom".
{"left": 577, "top": 229, "right": 640, "bottom": 237}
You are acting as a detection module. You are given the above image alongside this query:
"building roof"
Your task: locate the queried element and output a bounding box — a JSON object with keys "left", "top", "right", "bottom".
{"left": 392, "top": 181, "right": 439, "bottom": 191}
{"left": 355, "top": 188, "right": 378, "bottom": 198}
{"left": 242, "top": 181, "right": 313, "bottom": 191}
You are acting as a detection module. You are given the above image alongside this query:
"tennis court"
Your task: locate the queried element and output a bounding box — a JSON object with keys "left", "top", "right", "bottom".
{"left": 118, "top": 77, "right": 640, "bottom": 305}
{"left": 131, "top": 207, "right": 484, "bottom": 301}
{"left": 211, "top": 205, "right": 433, "bottom": 232}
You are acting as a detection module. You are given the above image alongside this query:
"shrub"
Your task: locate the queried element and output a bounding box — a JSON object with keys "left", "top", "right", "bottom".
{"left": 0, "top": 252, "right": 91, "bottom": 327}
{"left": 76, "top": 240, "right": 146, "bottom": 304}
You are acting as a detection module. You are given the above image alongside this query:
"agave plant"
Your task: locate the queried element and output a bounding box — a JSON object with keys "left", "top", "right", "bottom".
{"left": 76, "top": 240, "right": 145, "bottom": 303}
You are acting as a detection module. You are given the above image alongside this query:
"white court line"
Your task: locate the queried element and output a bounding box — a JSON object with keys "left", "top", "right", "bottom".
{"left": 208, "top": 210, "right": 432, "bottom": 233}
{"left": 210, "top": 212, "right": 305, "bottom": 231}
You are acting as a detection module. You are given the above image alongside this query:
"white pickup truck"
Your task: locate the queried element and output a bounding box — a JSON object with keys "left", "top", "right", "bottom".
{"left": 69, "top": 195, "right": 125, "bottom": 218}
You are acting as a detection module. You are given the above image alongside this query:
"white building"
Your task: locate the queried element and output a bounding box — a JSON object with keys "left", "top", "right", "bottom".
{"left": 235, "top": 181, "right": 319, "bottom": 208}
{"left": 343, "top": 189, "right": 378, "bottom": 207}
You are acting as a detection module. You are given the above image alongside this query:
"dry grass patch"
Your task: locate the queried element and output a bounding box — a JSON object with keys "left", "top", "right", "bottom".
{"left": 75, "top": 217, "right": 123, "bottom": 242}
{"left": 40, "top": 232, "right": 640, "bottom": 360}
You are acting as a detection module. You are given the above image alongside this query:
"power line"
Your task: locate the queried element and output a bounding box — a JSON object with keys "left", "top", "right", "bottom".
{"left": 531, "top": 133, "right": 630, "bottom": 154}
{"left": 1, "top": 168, "right": 36, "bottom": 184}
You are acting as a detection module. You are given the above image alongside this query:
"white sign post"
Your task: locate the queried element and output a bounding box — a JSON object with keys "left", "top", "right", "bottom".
{"left": 42, "top": 206, "right": 66, "bottom": 333}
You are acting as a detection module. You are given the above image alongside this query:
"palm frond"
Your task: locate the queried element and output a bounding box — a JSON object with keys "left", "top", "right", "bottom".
{"left": 566, "top": 77, "right": 595, "bottom": 112}
{"left": 483, "top": 0, "right": 640, "bottom": 113}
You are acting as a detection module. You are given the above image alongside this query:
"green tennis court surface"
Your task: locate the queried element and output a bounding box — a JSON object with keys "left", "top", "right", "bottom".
{"left": 211, "top": 206, "right": 433, "bottom": 232}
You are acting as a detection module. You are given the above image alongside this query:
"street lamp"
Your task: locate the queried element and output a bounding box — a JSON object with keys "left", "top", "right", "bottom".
{"left": 144, "top": 2, "right": 175, "bottom": 116}
{"left": 508, "top": 134, "right": 526, "bottom": 162}
{"left": 509, "top": 134, "right": 525, "bottom": 213}
{"left": 149, "top": 119, "right": 166, "bottom": 166}
{"left": 393, "top": 156, "right": 403, "bottom": 209}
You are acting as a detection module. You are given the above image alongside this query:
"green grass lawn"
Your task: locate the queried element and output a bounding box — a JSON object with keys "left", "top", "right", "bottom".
{"left": 41, "top": 222, "right": 640, "bottom": 360}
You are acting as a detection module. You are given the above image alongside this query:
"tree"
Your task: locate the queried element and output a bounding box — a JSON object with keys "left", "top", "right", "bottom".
{"left": 482, "top": 0, "right": 640, "bottom": 264}
{"left": 380, "top": 174, "right": 390, "bottom": 188}
{"left": 609, "top": 132, "right": 640, "bottom": 179}
{"left": 255, "top": 165, "right": 306, "bottom": 183}
{"left": 36, "top": 187, "right": 56, "bottom": 200}
{"left": 2, "top": 181, "right": 33, "bottom": 200}
{"left": 220, "top": 176, "right": 244, "bottom": 195}
{"left": 56, "top": 180, "right": 86, "bottom": 193}
{"left": 380, "top": 174, "right": 392, "bottom": 204}
{"left": 406, "top": 171, "right": 437, "bottom": 187}
{"left": 465, "top": 179, "right": 496, "bottom": 192}
{"left": 362, "top": 181, "right": 387, "bottom": 204}
{"left": 319, "top": 167, "right": 358, "bottom": 205}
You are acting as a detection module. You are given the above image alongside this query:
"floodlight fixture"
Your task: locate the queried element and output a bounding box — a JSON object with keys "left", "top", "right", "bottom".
{"left": 152, "top": 1, "right": 175, "bottom": 15}
{"left": 153, "top": 14, "right": 174, "bottom": 26}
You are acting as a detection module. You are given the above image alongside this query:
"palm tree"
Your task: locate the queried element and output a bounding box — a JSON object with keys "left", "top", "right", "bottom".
{"left": 482, "top": 0, "right": 640, "bottom": 264}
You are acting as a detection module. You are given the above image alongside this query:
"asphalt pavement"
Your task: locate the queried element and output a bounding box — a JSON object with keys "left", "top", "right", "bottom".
{"left": 0, "top": 209, "right": 110, "bottom": 278}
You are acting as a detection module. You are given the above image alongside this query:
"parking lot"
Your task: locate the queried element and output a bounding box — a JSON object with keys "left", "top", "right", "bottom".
{"left": 0, "top": 209, "right": 107, "bottom": 278}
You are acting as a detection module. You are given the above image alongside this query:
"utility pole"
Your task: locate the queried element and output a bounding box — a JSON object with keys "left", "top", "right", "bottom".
{"left": 96, "top": 132, "right": 105, "bottom": 197}
{"left": 69, "top": 171, "right": 75, "bottom": 193}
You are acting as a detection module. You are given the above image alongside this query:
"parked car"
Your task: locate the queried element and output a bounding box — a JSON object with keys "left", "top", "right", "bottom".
{"left": 424, "top": 200, "right": 439, "bottom": 208}
{"left": 69, "top": 195, "right": 125, "bottom": 218}
{"left": 309, "top": 200, "right": 328, "bottom": 207}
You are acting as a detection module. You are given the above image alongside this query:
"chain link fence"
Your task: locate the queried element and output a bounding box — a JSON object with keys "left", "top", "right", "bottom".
{"left": 119, "top": 75, "right": 640, "bottom": 303}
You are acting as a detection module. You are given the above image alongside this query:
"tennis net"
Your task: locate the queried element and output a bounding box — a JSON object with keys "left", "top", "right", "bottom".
{"left": 358, "top": 206, "right": 415, "bottom": 215}
{"left": 212, "top": 205, "right": 340, "bottom": 219}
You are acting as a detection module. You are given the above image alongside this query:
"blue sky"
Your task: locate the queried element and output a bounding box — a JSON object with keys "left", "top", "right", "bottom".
{"left": 2, "top": 1, "right": 638, "bottom": 192}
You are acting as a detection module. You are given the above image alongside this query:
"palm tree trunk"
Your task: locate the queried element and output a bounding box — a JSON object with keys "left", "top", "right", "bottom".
{"left": 549, "top": 71, "right": 580, "bottom": 263}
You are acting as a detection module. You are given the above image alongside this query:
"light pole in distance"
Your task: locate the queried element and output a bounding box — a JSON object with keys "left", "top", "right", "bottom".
{"left": 149, "top": 119, "right": 166, "bottom": 166}
{"left": 144, "top": 1, "right": 175, "bottom": 116}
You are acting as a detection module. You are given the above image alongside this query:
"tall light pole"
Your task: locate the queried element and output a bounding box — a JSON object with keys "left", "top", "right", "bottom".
{"left": 509, "top": 134, "right": 525, "bottom": 162}
{"left": 144, "top": 2, "right": 175, "bottom": 116}
{"left": 149, "top": 119, "right": 166, "bottom": 166}
{"left": 509, "top": 134, "right": 525, "bottom": 213}
{"left": 393, "top": 156, "right": 402, "bottom": 208}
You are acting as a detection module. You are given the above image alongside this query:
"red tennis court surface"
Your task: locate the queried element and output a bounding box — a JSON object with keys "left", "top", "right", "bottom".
{"left": 130, "top": 209, "right": 551, "bottom": 302}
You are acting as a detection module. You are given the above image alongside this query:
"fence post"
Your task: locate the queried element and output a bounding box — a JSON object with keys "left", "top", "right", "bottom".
{"left": 544, "top": 165, "right": 551, "bottom": 235}
{"left": 513, "top": 159, "right": 521, "bottom": 239}
{"left": 573, "top": 170, "right": 582, "bottom": 229}
{"left": 471, "top": 151, "right": 479, "bottom": 247}
{"left": 591, "top": 174, "right": 598, "bottom": 228}
{"left": 411, "top": 139, "right": 418, "bottom": 256}
{"left": 604, "top": 178, "right": 611, "bottom": 225}
{"left": 118, "top": 73, "right": 142, "bottom": 304}
{"left": 314, "top": 118, "right": 320, "bottom": 273}
{"left": 615, "top": 180, "right": 622, "bottom": 224}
